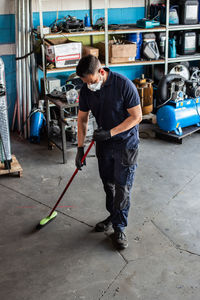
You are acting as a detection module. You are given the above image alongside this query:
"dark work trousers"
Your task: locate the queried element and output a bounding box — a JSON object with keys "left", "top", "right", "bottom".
{"left": 96, "top": 142, "right": 138, "bottom": 232}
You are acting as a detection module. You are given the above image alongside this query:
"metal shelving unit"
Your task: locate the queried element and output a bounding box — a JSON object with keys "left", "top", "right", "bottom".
{"left": 38, "top": 0, "right": 168, "bottom": 76}
{"left": 168, "top": 54, "right": 200, "bottom": 63}
{"left": 41, "top": 30, "right": 106, "bottom": 39}
{"left": 109, "top": 59, "right": 165, "bottom": 68}
{"left": 164, "top": 0, "right": 200, "bottom": 73}
{"left": 38, "top": 0, "right": 200, "bottom": 78}
{"left": 108, "top": 26, "right": 166, "bottom": 35}
{"left": 169, "top": 24, "right": 200, "bottom": 31}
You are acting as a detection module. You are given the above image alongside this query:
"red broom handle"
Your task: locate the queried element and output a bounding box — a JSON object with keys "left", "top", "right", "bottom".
{"left": 48, "top": 140, "right": 95, "bottom": 217}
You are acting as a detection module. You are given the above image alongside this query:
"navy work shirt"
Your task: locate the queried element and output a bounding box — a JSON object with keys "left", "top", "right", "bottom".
{"left": 79, "top": 68, "right": 140, "bottom": 149}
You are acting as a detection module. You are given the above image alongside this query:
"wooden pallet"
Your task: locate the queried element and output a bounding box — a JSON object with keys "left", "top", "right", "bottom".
{"left": 0, "top": 155, "right": 23, "bottom": 177}
{"left": 155, "top": 125, "right": 200, "bottom": 144}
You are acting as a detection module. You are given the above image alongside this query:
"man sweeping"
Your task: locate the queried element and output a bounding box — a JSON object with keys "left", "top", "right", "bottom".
{"left": 75, "top": 55, "right": 142, "bottom": 249}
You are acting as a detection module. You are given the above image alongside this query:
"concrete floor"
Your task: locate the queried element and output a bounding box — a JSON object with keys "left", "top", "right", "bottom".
{"left": 1, "top": 129, "right": 200, "bottom": 300}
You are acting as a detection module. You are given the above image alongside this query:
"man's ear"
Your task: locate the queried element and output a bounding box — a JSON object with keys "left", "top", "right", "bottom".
{"left": 99, "top": 68, "right": 105, "bottom": 76}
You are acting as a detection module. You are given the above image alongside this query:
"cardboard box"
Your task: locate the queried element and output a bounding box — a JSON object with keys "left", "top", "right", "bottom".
{"left": 82, "top": 46, "right": 99, "bottom": 58}
{"left": 96, "top": 40, "right": 136, "bottom": 63}
{"left": 45, "top": 37, "right": 82, "bottom": 68}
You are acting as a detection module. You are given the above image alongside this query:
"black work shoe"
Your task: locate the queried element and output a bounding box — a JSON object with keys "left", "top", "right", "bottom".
{"left": 113, "top": 231, "right": 128, "bottom": 249}
{"left": 95, "top": 216, "right": 112, "bottom": 232}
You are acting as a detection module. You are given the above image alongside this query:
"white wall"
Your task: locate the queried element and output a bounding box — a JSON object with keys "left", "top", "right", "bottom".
{"left": 32, "top": 0, "right": 146, "bottom": 12}
{"left": 0, "top": 0, "right": 15, "bottom": 55}
{"left": 0, "top": 0, "right": 15, "bottom": 14}
{"left": 0, "top": 0, "right": 164, "bottom": 14}
{"left": 0, "top": 0, "right": 165, "bottom": 14}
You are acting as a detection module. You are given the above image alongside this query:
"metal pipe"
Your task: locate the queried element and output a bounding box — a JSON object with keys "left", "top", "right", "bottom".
{"left": 39, "top": 0, "right": 47, "bottom": 96}
{"left": 25, "top": 0, "right": 31, "bottom": 138}
{"left": 29, "top": 0, "right": 39, "bottom": 105}
{"left": 104, "top": 0, "right": 109, "bottom": 67}
{"left": 165, "top": 0, "right": 169, "bottom": 74}
{"left": 11, "top": 98, "right": 17, "bottom": 131}
{"left": 15, "top": 0, "right": 23, "bottom": 133}
{"left": 14, "top": 0, "right": 21, "bottom": 132}
{"left": 19, "top": 0, "right": 23, "bottom": 134}
{"left": 89, "top": 0, "right": 93, "bottom": 46}
{"left": 89, "top": 0, "right": 93, "bottom": 26}
{"left": 21, "top": 0, "right": 27, "bottom": 138}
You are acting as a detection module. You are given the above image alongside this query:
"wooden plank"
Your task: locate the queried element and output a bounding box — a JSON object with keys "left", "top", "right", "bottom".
{"left": 0, "top": 155, "right": 23, "bottom": 177}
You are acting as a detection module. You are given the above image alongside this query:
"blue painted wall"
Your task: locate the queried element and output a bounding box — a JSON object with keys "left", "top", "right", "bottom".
{"left": 33, "top": 7, "right": 145, "bottom": 27}
{"left": 0, "top": 14, "right": 15, "bottom": 44}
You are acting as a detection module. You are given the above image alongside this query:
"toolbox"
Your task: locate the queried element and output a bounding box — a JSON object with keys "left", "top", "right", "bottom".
{"left": 136, "top": 18, "right": 160, "bottom": 29}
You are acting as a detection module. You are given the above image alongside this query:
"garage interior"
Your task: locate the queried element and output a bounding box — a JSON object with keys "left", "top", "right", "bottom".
{"left": 1, "top": 0, "right": 200, "bottom": 299}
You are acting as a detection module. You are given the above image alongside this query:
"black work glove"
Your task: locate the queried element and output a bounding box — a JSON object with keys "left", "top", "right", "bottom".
{"left": 93, "top": 128, "right": 111, "bottom": 142}
{"left": 75, "top": 147, "right": 86, "bottom": 170}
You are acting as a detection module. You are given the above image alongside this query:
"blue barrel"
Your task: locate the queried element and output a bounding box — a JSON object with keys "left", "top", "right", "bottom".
{"left": 30, "top": 111, "right": 44, "bottom": 143}
{"left": 127, "top": 33, "right": 142, "bottom": 59}
{"left": 157, "top": 98, "right": 200, "bottom": 135}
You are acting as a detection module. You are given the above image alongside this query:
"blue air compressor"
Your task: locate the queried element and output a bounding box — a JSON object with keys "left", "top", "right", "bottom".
{"left": 156, "top": 74, "right": 200, "bottom": 136}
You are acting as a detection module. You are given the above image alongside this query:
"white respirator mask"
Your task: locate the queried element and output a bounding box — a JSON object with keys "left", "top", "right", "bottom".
{"left": 87, "top": 76, "right": 103, "bottom": 92}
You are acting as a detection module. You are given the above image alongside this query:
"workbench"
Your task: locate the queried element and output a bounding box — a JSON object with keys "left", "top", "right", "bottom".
{"left": 45, "top": 95, "right": 78, "bottom": 163}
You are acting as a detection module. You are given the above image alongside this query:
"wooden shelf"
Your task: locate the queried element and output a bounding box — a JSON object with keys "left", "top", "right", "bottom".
{"left": 109, "top": 59, "right": 165, "bottom": 67}
{"left": 108, "top": 26, "right": 166, "bottom": 34}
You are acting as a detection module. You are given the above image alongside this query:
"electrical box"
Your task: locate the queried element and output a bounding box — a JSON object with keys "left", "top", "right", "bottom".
{"left": 41, "top": 77, "right": 61, "bottom": 95}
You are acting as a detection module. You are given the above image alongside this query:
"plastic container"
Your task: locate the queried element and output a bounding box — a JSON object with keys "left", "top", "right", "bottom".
{"left": 177, "top": 31, "right": 196, "bottom": 55}
{"left": 179, "top": 0, "right": 199, "bottom": 24}
{"left": 157, "top": 32, "right": 166, "bottom": 55}
{"left": 169, "top": 38, "right": 176, "bottom": 58}
{"left": 169, "top": 6, "right": 179, "bottom": 24}
{"left": 84, "top": 14, "right": 91, "bottom": 27}
{"left": 127, "top": 33, "right": 142, "bottom": 59}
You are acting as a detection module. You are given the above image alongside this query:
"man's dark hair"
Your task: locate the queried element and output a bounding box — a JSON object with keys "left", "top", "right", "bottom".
{"left": 76, "top": 55, "right": 101, "bottom": 78}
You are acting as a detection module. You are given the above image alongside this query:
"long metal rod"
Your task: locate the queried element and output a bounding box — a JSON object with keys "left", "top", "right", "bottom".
{"left": 30, "top": 0, "right": 39, "bottom": 105}
{"left": 19, "top": 0, "right": 22, "bottom": 131}
{"left": 11, "top": 99, "right": 17, "bottom": 131}
{"left": 89, "top": 0, "right": 93, "bottom": 45}
{"left": 39, "top": 0, "right": 47, "bottom": 96}
{"left": 89, "top": 0, "right": 93, "bottom": 26}
{"left": 14, "top": 0, "right": 21, "bottom": 132}
{"left": 104, "top": 0, "right": 109, "bottom": 67}
{"left": 165, "top": 0, "right": 169, "bottom": 74}
{"left": 26, "top": 0, "right": 31, "bottom": 138}
{"left": 21, "top": 0, "right": 27, "bottom": 138}
{"left": 16, "top": 0, "right": 23, "bottom": 133}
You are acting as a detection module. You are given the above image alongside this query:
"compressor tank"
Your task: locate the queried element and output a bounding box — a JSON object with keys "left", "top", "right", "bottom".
{"left": 157, "top": 98, "right": 200, "bottom": 135}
